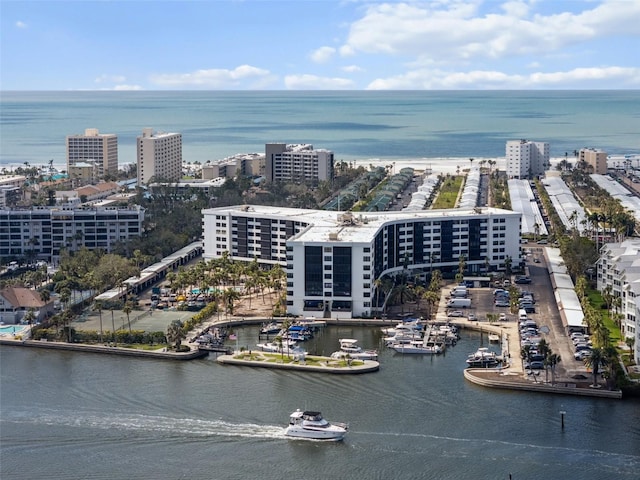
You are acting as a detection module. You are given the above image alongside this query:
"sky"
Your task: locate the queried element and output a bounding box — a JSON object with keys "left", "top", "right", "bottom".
{"left": 1, "top": 0, "right": 640, "bottom": 90}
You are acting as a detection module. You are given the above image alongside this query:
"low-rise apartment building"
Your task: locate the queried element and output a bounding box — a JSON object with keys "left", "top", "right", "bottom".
{"left": 0, "top": 205, "right": 145, "bottom": 262}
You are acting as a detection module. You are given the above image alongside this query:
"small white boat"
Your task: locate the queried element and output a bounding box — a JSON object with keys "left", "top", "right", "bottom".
{"left": 256, "top": 340, "right": 297, "bottom": 353}
{"left": 488, "top": 333, "right": 500, "bottom": 343}
{"left": 260, "top": 322, "right": 282, "bottom": 334}
{"left": 332, "top": 338, "right": 378, "bottom": 360}
{"left": 466, "top": 347, "right": 500, "bottom": 367}
{"left": 391, "top": 340, "right": 443, "bottom": 354}
{"left": 284, "top": 409, "right": 348, "bottom": 441}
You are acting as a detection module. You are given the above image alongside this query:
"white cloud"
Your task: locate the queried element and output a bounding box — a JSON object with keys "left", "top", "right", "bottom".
{"left": 112, "top": 84, "right": 143, "bottom": 91}
{"left": 366, "top": 66, "right": 640, "bottom": 90}
{"left": 310, "top": 46, "right": 336, "bottom": 63}
{"left": 150, "top": 65, "right": 272, "bottom": 88}
{"left": 16, "top": 20, "right": 27, "bottom": 29}
{"left": 284, "top": 74, "right": 355, "bottom": 90}
{"left": 342, "top": 65, "right": 363, "bottom": 73}
{"left": 341, "top": 1, "right": 640, "bottom": 62}
{"left": 95, "top": 74, "right": 126, "bottom": 84}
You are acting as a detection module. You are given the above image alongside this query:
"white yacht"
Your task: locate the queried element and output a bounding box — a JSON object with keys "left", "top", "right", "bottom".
{"left": 391, "top": 340, "right": 443, "bottom": 354}
{"left": 332, "top": 338, "right": 378, "bottom": 360}
{"left": 466, "top": 347, "right": 500, "bottom": 367}
{"left": 284, "top": 409, "right": 348, "bottom": 441}
{"left": 256, "top": 340, "right": 297, "bottom": 353}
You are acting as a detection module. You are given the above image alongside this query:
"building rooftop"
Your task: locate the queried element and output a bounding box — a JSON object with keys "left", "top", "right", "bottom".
{"left": 205, "top": 205, "right": 518, "bottom": 244}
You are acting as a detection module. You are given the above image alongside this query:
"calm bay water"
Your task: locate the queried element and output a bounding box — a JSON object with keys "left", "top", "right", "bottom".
{"left": 2, "top": 326, "right": 639, "bottom": 480}
{"left": 1, "top": 90, "right": 639, "bottom": 169}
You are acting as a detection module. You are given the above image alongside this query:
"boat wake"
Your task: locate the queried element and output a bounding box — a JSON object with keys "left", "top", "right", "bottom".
{"left": 3, "top": 409, "right": 286, "bottom": 440}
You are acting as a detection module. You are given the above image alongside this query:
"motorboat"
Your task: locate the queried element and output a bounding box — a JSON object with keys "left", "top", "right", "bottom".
{"left": 383, "top": 330, "right": 422, "bottom": 345}
{"left": 259, "top": 322, "right": 282, "bottom": 334}
{"left": 381, "top": 320, "right": 423, "bottom": 336}
{"left": 466, "top": 347, "right": 500, "bottom": 367}
{"left": 331, "top": 338, "right": 378, "bottom": 360}
{"left": 284, "top": 409, "right": 348, "bottom": 441}
{"left": 488, "top": 333, "right": 500, "bottom": 343}
{"left": 286, "top": 324, "right": 313, "bottom": 341}
{"left": 391, "top": 340, "right": 443, "bottom": 354}
{"left": 256, "top": 340, "right": 297, "bottom": 353}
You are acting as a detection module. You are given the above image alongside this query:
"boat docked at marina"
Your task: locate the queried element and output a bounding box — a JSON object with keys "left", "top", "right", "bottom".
{"left": 331, "top": 338, "right": 378, "bottom": 360}
{"left": 284, "top": 409, "right": 348, "bottom": 441}
{"left": 259, "top": 322, "right": 282, "bottom": 335}
{"left": 391, "top": 339, "right": 443, "bottom": 354}
{"left": 256, "top": 340, "right": 297, "bottom": 353}
{"left": 488, "top": 333, "right": 501, "bottom": 343}
{"left": 466, "top": 347, "right": 500, "bottom": 367}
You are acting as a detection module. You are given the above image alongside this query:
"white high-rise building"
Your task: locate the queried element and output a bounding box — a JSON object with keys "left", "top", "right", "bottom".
{"left": 66, "top": 128, "right": 118, "bottom": 178}
{"left": 137, "top": 128, "right": 182, "bottom": 185}
{"left": 506, "top": 140, "right": 550, "bottom": 179}
{"left": 265, "top": 143, "right": 334, "bottom": 183}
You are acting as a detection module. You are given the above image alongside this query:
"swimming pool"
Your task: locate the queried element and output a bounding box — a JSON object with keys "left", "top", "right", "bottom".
{"left": 0, "top": 324, "right": 28, "bottom": 335}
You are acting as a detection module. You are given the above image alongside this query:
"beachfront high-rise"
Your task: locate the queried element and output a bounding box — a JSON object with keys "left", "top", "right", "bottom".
{"left": 66, "top": 128, "right": 118, "bottom": 178}
{"left": 137, "top": 128, "right": 182, "bottom": 185}
{"left": 579, "top": 148, "right": 608, "bottom": 174}
{"left": 506, "top": 140, "right": 550, "bottom": 179}
{"left": 265, "top": 143, "right": 334, "bottom": 184}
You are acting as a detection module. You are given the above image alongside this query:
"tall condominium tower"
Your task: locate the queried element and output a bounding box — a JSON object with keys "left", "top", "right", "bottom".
{"left": 66, "top": 128, "right": 118, "bottom": 178}
{"left": 265, "top": 143, "right": 334, "bottom": 183}
{"left": 579, "top": 148, "right": 608, "bottom": 174}
{"left": 506, "top": 140, "right": 550, "bottom": 179}
{"left": 137, "top": 128, "right": 182, "bottom": 185}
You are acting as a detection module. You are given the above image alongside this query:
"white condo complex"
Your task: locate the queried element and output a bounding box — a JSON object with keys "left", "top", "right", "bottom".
{"left": 506, "top": 140, "right": 550, "bottom": 179}
{"left": 597, "top": 239, "right": 640, "bottom": 363}
{"left": 202, "top": 205, "right": 522, "bottom": 318}
{"left": 137, "top": 128, "right": 182, "bottom": 185}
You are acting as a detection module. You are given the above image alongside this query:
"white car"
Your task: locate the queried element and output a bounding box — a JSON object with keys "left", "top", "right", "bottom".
{"left": 467, "top": 313, "right": 477, "bottom": 321}
{"left": 499, "top": 313, "right": 507, "bottom": 321}
{"left": 447, "top": 310, "right": 464, "bottom": 317}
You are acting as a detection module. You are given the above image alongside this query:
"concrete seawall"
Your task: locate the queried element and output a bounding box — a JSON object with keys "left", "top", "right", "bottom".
{"left": 464, "top": 368, "right": 623, "bottom": 399}
{"left": 0, "top": 338, "right": 208, "bottom": 360}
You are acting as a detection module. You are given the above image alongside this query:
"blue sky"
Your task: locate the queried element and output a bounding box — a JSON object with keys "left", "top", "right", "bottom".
{"left": 2, "top": 0, "right": 639, "bottom": 90}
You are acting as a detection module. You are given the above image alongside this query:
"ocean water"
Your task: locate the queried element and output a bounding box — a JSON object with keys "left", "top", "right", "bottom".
{"left": 1, "top": 90, "right": 639, "bottom": 170}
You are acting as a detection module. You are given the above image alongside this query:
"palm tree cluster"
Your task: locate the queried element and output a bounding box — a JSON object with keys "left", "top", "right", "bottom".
{"left": 574, "top": 276, "right": 622, "bottom": 389}
{"left": 164, "top": 253, "right": 286, "bottom": 319}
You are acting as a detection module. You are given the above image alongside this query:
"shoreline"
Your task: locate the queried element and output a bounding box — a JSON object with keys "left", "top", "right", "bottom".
{"left": 0, "top": 320, "right": 626, "bottom": 398}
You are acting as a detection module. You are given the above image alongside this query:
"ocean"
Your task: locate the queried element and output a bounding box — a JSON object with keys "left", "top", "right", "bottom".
{"left": 1, "top": 90, "right": 639, "bottom": 171}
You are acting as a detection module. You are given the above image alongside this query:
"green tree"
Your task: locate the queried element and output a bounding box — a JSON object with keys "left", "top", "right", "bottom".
{"left": 166, "top": 320, "right": 186, "bottom": 350}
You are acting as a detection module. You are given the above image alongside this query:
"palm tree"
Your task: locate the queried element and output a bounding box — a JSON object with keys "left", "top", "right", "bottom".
{"left": 584, "top": 347, "right": 606, "bottom": 388}
{"left": 547, "top": 353, "right": 561, "bottom": 385}
{"left": 123, "top": 300, "right": 133, "bottom": 337}
{"left": 24, "top": 308, "right": 36, "bottom": 337}
{"left": 95, "top": 300, "right": 104, "bottom": 343}
{"left": 166, "top": 319, "right": 185, "bottom": 350}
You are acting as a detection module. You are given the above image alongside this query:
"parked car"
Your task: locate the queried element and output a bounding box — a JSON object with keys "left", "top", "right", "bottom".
{"left": 499, "top": 313, "right": 507, "bottom": 321}
{"left": 467, "top": 313, "right": 477, "bottom": 321}
{"left": 515, "top": 276, "right": 532, "bottom": 284}
{"left": 525, "top": 360, "right": 545, "bottom": 369}
{"left": 495, "top": 300, "right": 510, "bottom": 307}
{"left": 574, "top": 350, "right": 592, "bottom": 360}
{"left": 447, "top": 310, "right": 464, "bottom": 317}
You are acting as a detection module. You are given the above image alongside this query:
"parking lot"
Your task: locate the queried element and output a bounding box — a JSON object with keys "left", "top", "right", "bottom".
{"left": 439, "top": 244, "right": 590, "bottom": 380}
